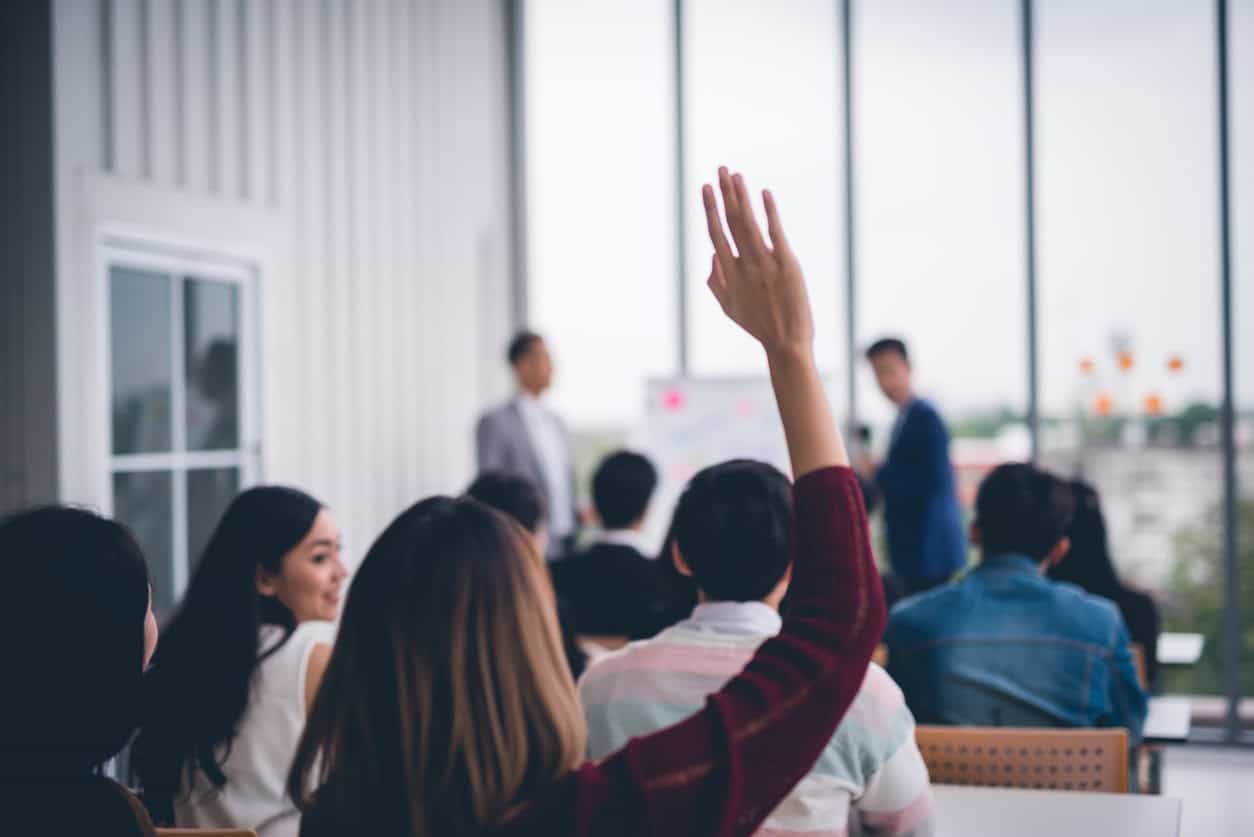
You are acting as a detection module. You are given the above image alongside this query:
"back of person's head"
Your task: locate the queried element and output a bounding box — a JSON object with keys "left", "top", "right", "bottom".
{"left": 671, "top": 459, "right": 793, "bottom": 602}
{"left": 865, "top": 336, "right": 909, "bottom": 364}
{"left": 973, "top": 463, "right": 1075, "bottom": 562}
{"left": 288, "top": 496, "right": 584, "bottom": 836}
{"left": 133, "top": 486, "right": 326, "bottom": 808}
{"left": 467, "top": 471, "right": 546, "bottom": 534}
{"left": 1047, "top": 480, "right": 1122, "bottom": 598}
{"left": 592, "top": 450, "right": 657, "bottom": 530}
{"left": 0, "top": 506, "right": 151, "bottom": 777}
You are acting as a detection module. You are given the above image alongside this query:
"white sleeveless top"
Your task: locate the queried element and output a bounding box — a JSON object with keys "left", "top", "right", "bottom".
{"left": 174, "top": 621, "right": 336, "bottom": 837}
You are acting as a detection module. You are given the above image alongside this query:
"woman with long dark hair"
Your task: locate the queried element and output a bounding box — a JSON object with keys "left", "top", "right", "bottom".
{"left": 0, "top": 506, "right": 159, "bottom": 836}
{"left": 132, "top": 486, "right": 346, "bottom": 837}
{"left": 287, "top": 169, "right": 887, "bottom": 837}
{"left": 1048, "top": 479, "right": 1162, "bottom": 687}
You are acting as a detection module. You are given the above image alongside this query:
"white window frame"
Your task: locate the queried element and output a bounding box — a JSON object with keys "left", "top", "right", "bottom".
{"left": 98, "top": 235, "right": 262, "bottom": 597}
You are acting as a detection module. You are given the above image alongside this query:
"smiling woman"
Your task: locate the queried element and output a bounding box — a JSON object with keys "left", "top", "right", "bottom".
{"left": 131, "top": 486, "right": 345, "bottom": 837}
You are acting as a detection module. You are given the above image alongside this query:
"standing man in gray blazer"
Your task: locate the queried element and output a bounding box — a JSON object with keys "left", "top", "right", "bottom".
{"left": 476, "top": 331, "right": 578, "bottom": 558}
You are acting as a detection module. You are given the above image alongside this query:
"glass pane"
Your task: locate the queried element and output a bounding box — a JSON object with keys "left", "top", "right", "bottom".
{"left": 185, "top": 277, "right": 241, "bottom": 451}
{"left": 1037, "top": 1, "right": 1221, "bottom": 695}
{"left": 855, "top": 0, "right": 1026, "bottom": 495}
{"left": 685, "top": 0, "right": 845, "bottom": 391}
{"left": 110, "top": 267, "right": 173, "bottom": 454}
{"left": 526, "top": 0, "right": 677, "bottom": 429}
{"left": 187, "top": 467, "right": 240, "bottom": 573}
{"left": 113, "top": 470, "right": 175, "bottom": 620}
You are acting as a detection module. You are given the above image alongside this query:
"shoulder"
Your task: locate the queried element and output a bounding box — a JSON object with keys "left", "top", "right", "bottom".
{"left": 292, "top": 619, "right": 337, "bottom": 648}
{"left": 1050, "top": 582, "right": 1126, "bottom": 639}
{"left": 478, "top": 402, "right": 513, "bottom": 428}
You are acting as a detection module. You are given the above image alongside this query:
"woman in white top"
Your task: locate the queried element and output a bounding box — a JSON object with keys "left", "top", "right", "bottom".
{"left": 132, "top": 486, "right": 346, "bottom": 837}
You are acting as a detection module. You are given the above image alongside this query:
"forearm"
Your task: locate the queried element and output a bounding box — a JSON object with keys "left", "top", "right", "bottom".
{"left": 766, "top": 349, "right": 848, "bottom": 478}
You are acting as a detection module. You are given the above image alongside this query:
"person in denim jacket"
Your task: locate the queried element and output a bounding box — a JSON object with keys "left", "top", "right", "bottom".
{"left": 884, "top": 463, "right": 1148, "bottom": 742}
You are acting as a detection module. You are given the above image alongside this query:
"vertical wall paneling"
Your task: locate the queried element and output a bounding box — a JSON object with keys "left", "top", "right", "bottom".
{"left": 144, "top": 0, "right": 178, "bottom": 182}
{"left": 178, "top": 0, "right": 210, "bottom": 191}
{"left": 108, "top": 0, "right": 144, "bottom": 177}
{"left": 50, "top": 0, "right": 515, "bottom": 564}
{"left": 243, "top": 0, "right": 268, "bottom": 204}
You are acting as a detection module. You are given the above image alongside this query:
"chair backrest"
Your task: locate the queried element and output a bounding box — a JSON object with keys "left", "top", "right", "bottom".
{"left": 1129, "top": 642, "right": 1149, "bottom": 691}
{"left": 156, "top": 830, "right": 257, "bottom": 837}
{"left": 915, "top": 726, "right": 1129, "bottom": 793}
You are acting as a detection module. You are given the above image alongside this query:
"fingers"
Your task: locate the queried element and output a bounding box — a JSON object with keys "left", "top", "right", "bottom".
{"left": 732, "top": 173, "right": 769, "bottom": 256}
{"left": 701, "top": 183, "right": 735, "bottom": 267}
{"left": 718, "top": 168, "right": 757, "bottom": 260}
{"left": 762, "top": 188, "right": 791, "bottom": 255}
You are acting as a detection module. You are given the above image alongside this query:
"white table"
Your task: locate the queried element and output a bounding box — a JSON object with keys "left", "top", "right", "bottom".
{"left": 1158, "top": 632, "right": 1205, "bottom": 666}
{"left": 1144, "top": 696, "right": 1192, "bottom": 744}
{"left": 932, "top": 785, "right": 1182, "bottom": 837}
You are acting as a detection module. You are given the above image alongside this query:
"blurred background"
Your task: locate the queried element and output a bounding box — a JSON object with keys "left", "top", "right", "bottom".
{"left": 1, "top": 0, "right": 1251, "bottom": 745}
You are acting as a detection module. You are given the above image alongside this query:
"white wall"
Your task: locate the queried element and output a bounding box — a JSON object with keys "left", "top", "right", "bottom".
{"left": 52, "top": 0, "right": 516, "bottom": 563}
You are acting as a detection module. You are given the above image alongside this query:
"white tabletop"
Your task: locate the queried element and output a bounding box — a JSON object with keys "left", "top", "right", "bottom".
{"left": 1144, "top": 696, "right": 1192, "bottom": 744}
{"left": 1158, "top": 632, "right": 1205, "bottom": 666}
{"left": 932, "top": 785, "right": 1181, "bottom": 837}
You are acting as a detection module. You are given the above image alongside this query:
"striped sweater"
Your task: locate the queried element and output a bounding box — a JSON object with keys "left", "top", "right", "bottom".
{"left": 579, "top": 601, "right": 934, "bottom": 837}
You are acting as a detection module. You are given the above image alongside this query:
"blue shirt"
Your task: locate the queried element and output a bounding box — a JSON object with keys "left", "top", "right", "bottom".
{"left": 875, "top": 398, "right": 966, "bottom": 581}
{"left": 884, "top": 553, "right": 1148, "bottom": 742}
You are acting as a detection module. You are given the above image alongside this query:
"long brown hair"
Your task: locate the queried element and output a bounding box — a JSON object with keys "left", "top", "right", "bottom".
{"left": 287, "top": 496, "right": 585, "bottom": 835}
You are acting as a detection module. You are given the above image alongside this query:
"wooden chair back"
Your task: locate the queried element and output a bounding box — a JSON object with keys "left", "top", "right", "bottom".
{"left": 1129, "top": 642, "right": 1150, "bottom": 691}
{"left": 915, "top": 725, "right": 1129, "bottom": 793}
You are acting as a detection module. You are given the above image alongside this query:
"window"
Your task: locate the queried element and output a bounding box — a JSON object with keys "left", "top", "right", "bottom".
{"left": 104, "top": 243, "right": 259, "bottom": 619}
{"left": 854, "top": 0, "right": 1026, "bottom": 503}
{"left": 1035, "top": 1, "right": 1222, "bottom": 695}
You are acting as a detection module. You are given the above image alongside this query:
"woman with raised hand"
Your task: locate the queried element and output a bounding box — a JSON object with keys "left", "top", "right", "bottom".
{"left": 289, "top": 168, "right": 886, "bottom": 837}
{"left": 132, "top": 486, "right": 347, "bottom": 837}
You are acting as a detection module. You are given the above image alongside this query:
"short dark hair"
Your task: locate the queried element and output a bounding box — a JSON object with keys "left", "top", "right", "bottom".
{"left": 507, "top": 331, "right": 543, "bottom": 366}
{"left": 974, "top": 463, "right": 1075, "bottom": 560}
{"left": 467, "top": 471, "right": 547, "bottom": 534}
{"left": 866, "top": 337, "right": 909, "bottom": 363}
{"left": 592, "top": 451, "right": 657, "bottom": 529}
{"left": 672, "top": 459, "right": 792, "bottom": 602}
{"left": 0, "top": 506, "right": 151, "bottom": 772}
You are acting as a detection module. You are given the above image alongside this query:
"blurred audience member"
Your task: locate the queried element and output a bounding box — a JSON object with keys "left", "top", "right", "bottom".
{"left": 0, "top": 507, "right": 159, "bottom": 837}
{"left": 133, "top": 487, "right": 345, "bottom": 837}
{"left": 886, "top": 464, "right": 1147, "bottom": 741}
{"left": 1049, "top": 480, "right": 1162, "bottom": 689}
{"left": 551, "top": 451, "right": 675, "bottom": 639}
{"left": 468, "top": 471, "right": 588, "bottom": 679}
{"left": 580, "top": 459, "right": 934, "bottom": 836}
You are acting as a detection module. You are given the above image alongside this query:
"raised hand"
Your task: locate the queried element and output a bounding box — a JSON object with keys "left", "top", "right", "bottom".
{"left": 702, "top": 167, "right": 815, "bottom": 359}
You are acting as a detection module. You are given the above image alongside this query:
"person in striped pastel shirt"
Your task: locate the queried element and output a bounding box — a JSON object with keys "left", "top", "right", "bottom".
{"left": 579, "top": 459, "right": 935, "bottom": 837}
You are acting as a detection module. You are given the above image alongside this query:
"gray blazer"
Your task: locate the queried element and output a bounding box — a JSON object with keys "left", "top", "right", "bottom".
{"left": 475, "top": 400, "right": 577, "bottom": 544}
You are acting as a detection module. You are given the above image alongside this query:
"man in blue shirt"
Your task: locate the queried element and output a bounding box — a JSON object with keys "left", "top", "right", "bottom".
{"left": 885, "top": 463, "right": 1148, "bottom": 742}
{"left": 864, "top": 338, "right": 966, "bottom": 594}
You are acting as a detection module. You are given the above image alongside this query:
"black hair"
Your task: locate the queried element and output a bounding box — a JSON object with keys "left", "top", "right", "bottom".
{"left": 865, "top": 337, "right": 909, "bottom": 363}
{"left": 1047, "top": 480, "right": 1123, "bottom": 598}
{"left": 672, "top": 459, "right": 793, "bottom": 602}
{"left": 467, "top": 472, "right": 547, "bottom": 534}
{"left": 591, "top": 451, "right": 657, "bottom": 529}
{"left": 974, "top": 463, "right": 1075, "bottom": 561}
{"left": 507, "top": 331, "right": 543, "bottom": 366}
{"left": 132, "top": 486, "right": 322, "bottom": 815}
{"left": 0, "top": 506, "right": 150, "bottom": 777}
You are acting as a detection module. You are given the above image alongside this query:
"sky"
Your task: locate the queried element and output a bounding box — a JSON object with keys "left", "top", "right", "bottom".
{"left": 525, "top": 0, "right": 1254, "bottom": 432}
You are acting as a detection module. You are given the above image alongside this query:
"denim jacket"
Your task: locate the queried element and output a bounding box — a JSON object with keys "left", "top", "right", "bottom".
{"left": 884, "top": 553, "right": 1148, "bottom": 743}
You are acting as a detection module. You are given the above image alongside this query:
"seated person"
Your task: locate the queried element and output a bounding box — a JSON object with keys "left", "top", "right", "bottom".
{"left": 579, "top": 459, "right": 934, "bottom": 837}
{"left": 1048, "top": 479, "right": 1162, "bottom": 690}
{"left": 885, "top": 463, "right": 1148, "bottom": 741}
{"left": 0, "top": 506, "right": 160, "bottom": 837}
{"left": 467, "top": 471, "right": 588, "bottom": 679}
{"left": 551, "top": 451, "right": 675, "bottom": 639}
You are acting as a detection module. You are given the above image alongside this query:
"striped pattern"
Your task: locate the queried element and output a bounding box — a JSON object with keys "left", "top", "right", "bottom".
{"left": 580, "top": 621, "right": 935, "bottom": 836}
